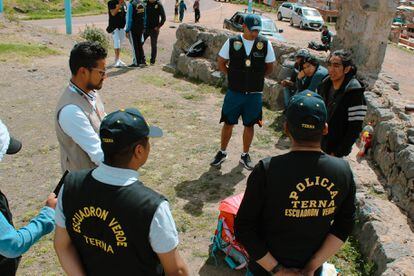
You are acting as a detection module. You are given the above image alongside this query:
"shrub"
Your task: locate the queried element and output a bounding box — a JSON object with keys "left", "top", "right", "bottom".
{"left": 80, "top": 25, "right": 109, "bottom": 49}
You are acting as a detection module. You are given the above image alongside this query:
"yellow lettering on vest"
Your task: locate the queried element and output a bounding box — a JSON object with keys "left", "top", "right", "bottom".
{"left": 318, "top": 200, "right": 327, "bottom": 208}
{"left": 83, "top": 207, "right": 91, "bottom": 217}
{"left": 297, "top": 183, "right": 306, "bottom": 192}
{"left": 109, "top": 217, "right": 118, "bottom": 227}
{"left": 78, "top": 209, "right": 86, "bottom": 220}
{"left": 89, "top": 206, "right": 96, "bottom": 217}
{"left": 328, "top": 200, "right": 335, "bottom": 207}
{"left": 291, "top": 201, "right": 300, "bottom": 208}
{"left": 82, "top": 235, "right": 115, "bottom": 254}
{"left": 330, "top": 191, "right": 338, "bottom": 199}
{"left": 320, "top": 178, "right": 329, "bottom": 187}
{"left": 322, "top": 207, "right": 335, "bottom": 216}
{"left": 309, "top": 200, "right": 317, "bottom": 208}
{"left": 301, "top": 201, "right": 309, "bottom": 208}
{"left": 289, "top": 191, "right": 299, "bottom": 201}
{"left": 327, "top": 183, "right": 335, "bottom": 191}
{"left": 109, "top": 218, "right": 128, "bottom": 247}
{"left": 315, "top": 176, "right": 320, "bottom": 186}
{"left": 305, "top": 178, "right": 314, "bottom": 187}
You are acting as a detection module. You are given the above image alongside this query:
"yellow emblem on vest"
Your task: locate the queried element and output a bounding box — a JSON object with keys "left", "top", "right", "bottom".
{"left": 245, "top": 59, "right": 251, "bottom": 67}
{"left": 256, "top": 41, "right": 264, "bottom": 50}
{"left": 233, "top": 41, "right": 243, "bottom": 51}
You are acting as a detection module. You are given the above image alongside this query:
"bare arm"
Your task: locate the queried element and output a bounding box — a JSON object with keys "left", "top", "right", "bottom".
{"left": 54, "top": 226, "right": 86, "bottom": 276}
{"left": 217, "top": 56, "right": 229, "bottom": 75}
{"left": 157, "top": 247, "right": 189, "bottom": 276}
{"left": 256, "top": 252, "right": 277, "bottom": 271}
{"left": 302, "top": 234, "right": 344, "bottom": 276}
{"left": 265, "top": 62, "right": 274, "bottom": 76}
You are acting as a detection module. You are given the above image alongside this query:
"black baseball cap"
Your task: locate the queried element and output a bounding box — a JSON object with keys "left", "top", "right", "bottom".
{"left": 286, "top": 91, "right": 327, "bottom": 136}
{"left": 244, "top": 14, "right": 262, "bottom": 31}
{"left": 100, "top": 108, "right": 163, "bottom": 153}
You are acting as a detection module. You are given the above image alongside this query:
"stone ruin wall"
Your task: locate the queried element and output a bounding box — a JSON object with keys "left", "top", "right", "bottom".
{"left": 166, "top": 23, "right": 414, "bottom": 274}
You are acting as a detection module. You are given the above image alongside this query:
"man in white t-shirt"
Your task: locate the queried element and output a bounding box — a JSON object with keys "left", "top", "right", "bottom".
{"left": 211, "top": 14, "right": 276, "bottom": 170}
{"left": 54, "top": 108, "right": 189, "bottom": 275}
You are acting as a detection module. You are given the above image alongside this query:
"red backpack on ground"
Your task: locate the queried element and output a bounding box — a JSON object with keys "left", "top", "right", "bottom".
{"left": 210, "top": 193, "right": 250, "bottom": 270}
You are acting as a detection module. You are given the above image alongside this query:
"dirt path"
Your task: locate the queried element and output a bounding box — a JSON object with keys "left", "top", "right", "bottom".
{"left": 1, "top": 3, "right": 411, "bottom": 274}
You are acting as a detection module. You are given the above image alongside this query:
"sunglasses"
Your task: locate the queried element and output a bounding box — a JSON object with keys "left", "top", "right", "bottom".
{"left": 90, "top": 68, "right": 107, "bottom": 77}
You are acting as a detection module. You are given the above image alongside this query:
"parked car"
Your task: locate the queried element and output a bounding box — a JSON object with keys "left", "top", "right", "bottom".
{"left": 290, "top": 6, "right": 325, "bottom": 31}
{"left": 277, "top": 2, "right": 296, "bottom": 21}
{"left": 223, "top": 11, "right": 286, "bottom": 42}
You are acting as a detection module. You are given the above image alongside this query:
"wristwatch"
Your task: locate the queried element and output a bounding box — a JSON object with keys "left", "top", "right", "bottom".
{"left": 269, "top": 263, "right": 283, "bottom": 275}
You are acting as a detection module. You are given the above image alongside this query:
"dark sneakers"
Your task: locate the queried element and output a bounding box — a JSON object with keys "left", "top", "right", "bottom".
{"left": 210, "top": 151, "right": 227, "bottom": 167}
{"left": 240, "top": 153, "right": 254, "bottom": 170}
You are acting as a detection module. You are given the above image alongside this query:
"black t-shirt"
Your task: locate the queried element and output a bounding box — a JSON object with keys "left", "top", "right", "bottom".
{"left": 235, "top": 151, "right": 356, "bottom": 275}
{"left": 108, "top": 0, "right": 127, "bottom": 30}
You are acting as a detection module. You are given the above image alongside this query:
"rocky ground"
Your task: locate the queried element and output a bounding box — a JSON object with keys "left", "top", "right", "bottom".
{"left": 0, "top": 1, "right": 413, "bottom": 275}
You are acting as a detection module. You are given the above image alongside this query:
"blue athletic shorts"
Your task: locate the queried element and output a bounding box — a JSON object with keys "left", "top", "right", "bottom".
{"left": 220, "top": 89, "right": 263, "bottom": 127}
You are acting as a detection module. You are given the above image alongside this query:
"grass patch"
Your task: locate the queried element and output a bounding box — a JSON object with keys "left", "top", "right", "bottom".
{"left": 330, "top": 237, "right": 376, "bottom": 275}
{"left": 3, "top": 0, "right": 106, "bottom": 20}
{"left": 0, "top": 43, "right": 60, "bottom": 62}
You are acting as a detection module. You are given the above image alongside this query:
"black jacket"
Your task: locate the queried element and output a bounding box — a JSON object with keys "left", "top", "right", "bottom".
{"left": 235, "top": 153, "right": 356, "bottom": 275}
{"left": 145, "top": 1, "right": 166, "bottom": 29}
{"left": 317, "top": 75, "right": 367, "bottom": 157}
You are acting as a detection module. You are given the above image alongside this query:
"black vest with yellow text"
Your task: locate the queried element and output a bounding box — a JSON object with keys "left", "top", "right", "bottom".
{"left": 228, "top": 35, "right": 268, "bottom": 93}
{"left": 62, "top": 170, "right": 165, "bottom": 275}
{"left": 0, "top": 191, "right": 21, "bottom": 276}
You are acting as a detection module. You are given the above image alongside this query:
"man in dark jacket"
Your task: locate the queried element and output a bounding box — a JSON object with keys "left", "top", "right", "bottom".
{"left": 296, "top": 55, "right": 328, "bottom": 93}
{"left": 281, "top": 49, "right": 310, "bottom": 108}
{"left": 126, "top": 0, "right": 146, "bottom": 67}
{"left": 144, "top": 0, "right": 166, "bottom": 65}
{"left": 317, "top": 50, "right": 367, "bottom": 157}
{"left": 235, "top": 91, "right": 356, "bottom": 276}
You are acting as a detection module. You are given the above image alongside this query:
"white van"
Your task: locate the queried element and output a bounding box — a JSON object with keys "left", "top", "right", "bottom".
{"left": 290, "top": 6, "right": 325, "bottom": 31}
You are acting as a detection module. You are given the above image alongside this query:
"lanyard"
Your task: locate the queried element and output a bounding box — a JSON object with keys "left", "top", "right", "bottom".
{"left": 69, "top": 82, "right": 104, "bottom": 121}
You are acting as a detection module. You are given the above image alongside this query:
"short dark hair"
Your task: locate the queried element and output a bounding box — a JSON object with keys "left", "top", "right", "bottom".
{"left": 104, "top": 137, "right": 149, "bottom": 167}
{"left": 287, "top": 122, "right": 323, "bottom": 143}
{"left": 69, "top": 42, "right": 107, "bottom": 75}
{"left": 329, "top": 49, "right": 357, "bottom": 75}
{"left": 304, "top": 55, "right": 319, "bottom": 67}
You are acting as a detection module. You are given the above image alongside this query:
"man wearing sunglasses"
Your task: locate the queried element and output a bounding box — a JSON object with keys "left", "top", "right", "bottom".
{"left": 55, "top": 42, "right": 108, "bottom": 172}
{"left": 317, "top": 50, "right": 367, "bottom": 158}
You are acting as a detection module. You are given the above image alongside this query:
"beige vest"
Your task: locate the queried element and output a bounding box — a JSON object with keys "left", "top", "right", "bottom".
{"left": 55, "top": 85, "right": 105, "bottom": 172}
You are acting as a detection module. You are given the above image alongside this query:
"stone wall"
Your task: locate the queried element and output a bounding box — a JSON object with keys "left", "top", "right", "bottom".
{"left": 364, "top": 74, "right": 414, "bottom": 222}
{"left": 169, "top": 24, "right": 326, "bottom": 111}
{"left": 167, "top": 24, "right": 414, "bottom": 275}
{"left": 334, "top": 0, "right": 398, "bottom": 80}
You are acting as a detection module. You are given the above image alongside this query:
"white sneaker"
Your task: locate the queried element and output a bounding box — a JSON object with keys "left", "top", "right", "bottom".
{"left": 114, "top": 60, "right": 121, "bottom": 68}
{"left": 118, "top": 60, "right": 127, "bottom": 67}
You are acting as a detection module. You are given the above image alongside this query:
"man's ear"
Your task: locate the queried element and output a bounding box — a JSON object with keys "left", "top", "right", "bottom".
{"left": 283, "top": 121, "right": 289, "bottom": 136}
{"left": 133, "top": 144, "right": 143, "bottom": 157}
{"left": 344, "top": 65, "right": 351, "bottom": 74}
{"left": 322, "top": 123, "right": 328, "bottom": 136}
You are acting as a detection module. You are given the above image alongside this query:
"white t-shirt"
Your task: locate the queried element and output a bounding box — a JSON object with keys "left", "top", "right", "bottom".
{"left": 218, "top": 35, "right": 276, "bottom": 63}
{"left": 55, "top": 163, "right": 179, "bottom": 254}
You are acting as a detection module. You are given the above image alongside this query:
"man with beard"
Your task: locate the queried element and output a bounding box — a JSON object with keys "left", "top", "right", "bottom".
{"left": 55, "top": 42, "right": 108, "bottom": 172}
